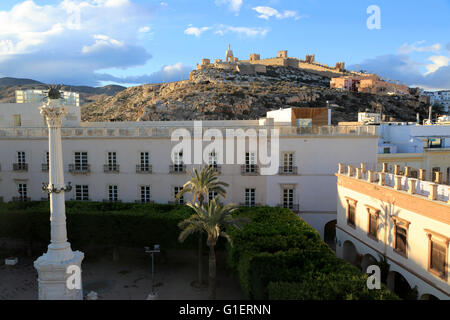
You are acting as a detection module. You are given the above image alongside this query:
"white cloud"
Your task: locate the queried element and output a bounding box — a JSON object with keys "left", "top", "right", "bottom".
{"left": 81, "top": 34, "right": 124, "bottom": 53}
{"left": 252, "top": 6, "right": 304, "bottom": 20}
{"left": 184, "top": 24, "right": 268, "bottom": 38}
{"left": 0, "top": 0, "right": 154, "bottom": 85}
{"left": 398, "top": 41, "right": 442, "bottom": 55}
{"left": 215, "top": 25, "right": 269, "bottom": 37}
{"left": 139, "top": 26, "right": 151, "bottom": 33}
{"left": 425, "top": 55, "right": 450, "bottom": 75}
{"left": 215, "top": 0, "right": 243, "bottom": 15}
{"left": 160, "top": 2, "right": 168, "bottom": 7}
{"left": 184, "top": 26, "right": 210, "bottom": 37}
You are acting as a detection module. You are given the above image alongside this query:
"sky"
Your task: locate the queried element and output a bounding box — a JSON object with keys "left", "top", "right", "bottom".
{"left": 0, "top": 0, "right": 449, "bottom": 90}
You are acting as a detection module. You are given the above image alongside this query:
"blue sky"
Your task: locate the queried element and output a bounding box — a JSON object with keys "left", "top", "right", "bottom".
{"left": 0, "top": 0, "right": 449, "bottom": 89}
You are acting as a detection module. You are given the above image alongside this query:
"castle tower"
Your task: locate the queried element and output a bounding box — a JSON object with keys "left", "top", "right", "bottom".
{"left": 225, "top": 44, "right": 235, "bottom": 63}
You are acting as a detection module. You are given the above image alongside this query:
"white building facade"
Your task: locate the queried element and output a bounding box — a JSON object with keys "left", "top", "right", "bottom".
{"left": 0, "top": 102, "right": 378, "bottom": 240}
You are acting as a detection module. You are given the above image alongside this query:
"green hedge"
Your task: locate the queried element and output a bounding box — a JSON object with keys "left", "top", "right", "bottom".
{"left": 0, "top": 201, "right": 197, "bottom": 251}
{"left": 226, "top": 207, "right": 398, "bottom": 300}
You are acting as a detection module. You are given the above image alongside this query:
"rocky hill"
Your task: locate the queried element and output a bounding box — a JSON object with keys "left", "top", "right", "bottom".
{"left": 0, "top": 78, "right": 126, "bottom": 105}
{"left": 81, "top": 66, "right": 430, "bottom": 124}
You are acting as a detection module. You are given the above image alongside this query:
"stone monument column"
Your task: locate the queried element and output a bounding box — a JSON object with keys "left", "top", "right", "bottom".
{"left": 34, "top": 90, "right": 84, "bottom": 300}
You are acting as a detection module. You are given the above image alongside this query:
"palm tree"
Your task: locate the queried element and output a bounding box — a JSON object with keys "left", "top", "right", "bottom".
{"left": 178, "top": 198, "right": 248, "bottom": 299}
{"left": 175, "top": 166, "right": 229, "bottom": 287}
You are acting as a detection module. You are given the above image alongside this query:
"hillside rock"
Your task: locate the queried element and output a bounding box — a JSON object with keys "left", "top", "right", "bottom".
{"left": 81, "top": 66, "right": 429, "bottom": 124}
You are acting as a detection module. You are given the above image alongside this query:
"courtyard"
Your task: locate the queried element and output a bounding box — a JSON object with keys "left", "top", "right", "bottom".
{"left": 0, "top": 247, "right": 246, "bottom": 300}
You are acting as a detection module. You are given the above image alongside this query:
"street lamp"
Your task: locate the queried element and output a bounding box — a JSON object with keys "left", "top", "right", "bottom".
{"left": 145, "top": 244, "right": 160, "bottom": 299}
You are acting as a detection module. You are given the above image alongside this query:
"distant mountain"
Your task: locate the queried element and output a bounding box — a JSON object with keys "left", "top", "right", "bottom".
{"left": 0, "top": 77, "right": 126, "bottom": 105}
{"left": 0, "top": 77, "right": 44, "bottom": 86}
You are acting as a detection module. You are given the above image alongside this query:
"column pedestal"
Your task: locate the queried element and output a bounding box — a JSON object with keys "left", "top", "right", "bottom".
{"left": 34, "top": 250, "right": 84, "bottom": 300}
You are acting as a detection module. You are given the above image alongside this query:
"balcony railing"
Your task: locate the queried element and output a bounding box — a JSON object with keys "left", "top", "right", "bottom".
{"left": 13, "top": 163, "right": 28, "bottom": 172}
{"left": 104, "top": 164, "right": 120, "bottom": 173}
{"left": 170, "top": 165, "right": 186, "bottom": 174}
{"left": 136, "top": 164, "right": 152, "bottom": 174}
{"left": 0, "top": 125, "right": 378, "bottom": 139}
{"left": 241, "top": 165, "right": 259, "bottom": 176}
{"left": 42, "top": 163, "right": 49, "bottom": 172}
{"left": 278, "top": 204, "right": 300, "bottom": 212}
{"left": 69, "top": 164, "right": 90, "bottom": 174}
{"left": 12, "top": 197, "right": 31, "bottom": 202}
{"left": 279, "top": 166, "right": 298, "bottom": 175}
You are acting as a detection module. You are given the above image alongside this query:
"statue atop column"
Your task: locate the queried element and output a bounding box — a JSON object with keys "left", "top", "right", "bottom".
{"left": 34, "top": 86, "right": 84, "bottom": 300}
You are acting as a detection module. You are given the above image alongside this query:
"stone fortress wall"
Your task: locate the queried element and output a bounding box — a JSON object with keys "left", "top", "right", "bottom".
{"left": 195, "top": 46, "right": 356, "bottom": 78}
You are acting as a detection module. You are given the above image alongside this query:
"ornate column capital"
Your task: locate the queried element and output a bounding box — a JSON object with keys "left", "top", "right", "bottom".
{"left": 40, "top": 100, "right": 67, "bottom": 128}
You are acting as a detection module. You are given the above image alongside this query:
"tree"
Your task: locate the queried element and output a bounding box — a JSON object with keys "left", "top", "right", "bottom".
{"left": 175, "top": 166, "right": 229, "bottom": 287}
{"left": 178, "top": 198, "right": 248, "bottom": 299}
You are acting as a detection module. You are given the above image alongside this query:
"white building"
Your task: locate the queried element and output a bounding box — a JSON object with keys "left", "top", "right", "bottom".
{"left": 336, "top": 163, "right": 450, "bottom": 300}
{"left": 0, "top": 101, "right": 378, "bottom": 240}
{"left": 423, "top": 90, "right": 450, "bottom": 113}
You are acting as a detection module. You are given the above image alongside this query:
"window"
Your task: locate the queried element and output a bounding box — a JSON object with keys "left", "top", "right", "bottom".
{"left": 140, "top": 152, "right": 149, "bottom": 170}
{"left": 426, "top": 230, "right": 448, "bottom": 280}
{"left": 13, "top": 114, "right": 21, "bottom": 127}
{"left": 245, "top": 152, "right": 256, "bottom": 173}
{"left": 393, "top": 218, "right": 410, "bottom": 257}
{"left": 245, "top": 188, "right": 256, "bottom": 207}
{"left": 108, "top": 152, "right": 117, "bottom": 168}
{"left": 383, "top": 147, "right": 390, "bottom": 154}
{"left": 366, "top": 206, "right": 380, "bottom": 240}
{"left": 447, "top": 167, "right": 450, "bottom": 185}
{"left": 108, "top": 185, "right": 118, "bottom": 202}
{"left": 43, "top": 152, "right": 49, "bottom": 171}
{"left": 173, "top": 151, "right": 184, "bottom": 172}
{"left": 428, "top": 138, "right": 442, "bottom": 149}
{"left": 209, "top": 190, "right": 218, "bottom": 201}
{"left": 345, "top": 198, "right": 357, "bottom": 228}
{"left": 74, "top": 152, "right": 88, "bottom": 170}
{"left": 208, "top": 151, "right": 218, "bottom": 169}
{"left": 75, "top": 185, "right": 89, "bottom": 201}
{"left": 140, "top": 186, "right": 151, "bottom": 203}
{"left": 430, "top": 241, "right": 446, "bottom": 278}
{"left": 283, "top": 153, "right": 294, "bottom": 173}
{"left": 17, "top": 151, "right": 26, "bottom": 164}
{"left": 174, "top": 187, "right": 184, "bottom": 204}
{"left": 283, "top": 188, "right": 294, "bottom": 209}
{"left": 18, "top": 184, "right": 27, "bottom": 199}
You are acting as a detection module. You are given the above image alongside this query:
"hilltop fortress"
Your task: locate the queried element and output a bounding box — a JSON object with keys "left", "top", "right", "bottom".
{"left": 194, "top": 45, "right": 354, "bottom": 79}
{"left": 193, "top": 45, "right": 411, "bottom": 96}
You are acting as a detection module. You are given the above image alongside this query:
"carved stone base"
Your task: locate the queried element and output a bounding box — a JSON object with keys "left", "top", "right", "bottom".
{"left": 34, "top": 250, "right": 84, "bottom": 300}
